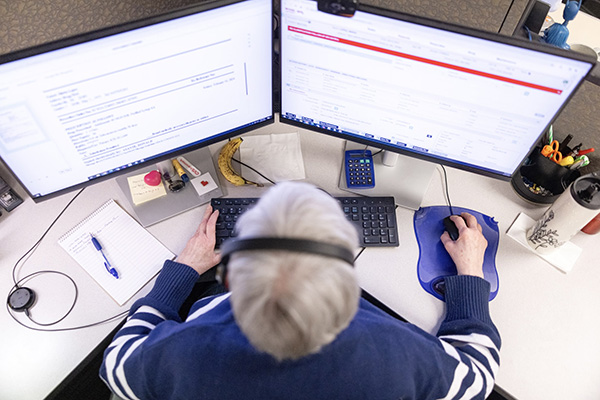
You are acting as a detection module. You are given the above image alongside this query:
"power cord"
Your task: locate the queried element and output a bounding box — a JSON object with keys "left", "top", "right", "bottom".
{"left": 6, "top": 188, "right": 129, "bottom": 331}
{"left": 11, "top": 188, "right": 85, "bottom": 285}
{"left": 231, "top": 157, "right": 277, "bottom": 185}
{"left": 523, "top": 25, "right": 533, "bottom": 41}
{"left": 370, "top": 148, "right": 383, "bottom": 157}
{"left": 440, "top": 165, "right": 454, "bottom": 215}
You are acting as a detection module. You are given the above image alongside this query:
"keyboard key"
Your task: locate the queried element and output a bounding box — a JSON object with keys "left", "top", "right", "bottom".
{"left": 387, "top": 214, "right": 396, "bottom": 228}
{"left": 364, "top": 237, "right": 380, "bottom": 244}
{"left": 216, "top": 229, "right": 229, "bottom": 237}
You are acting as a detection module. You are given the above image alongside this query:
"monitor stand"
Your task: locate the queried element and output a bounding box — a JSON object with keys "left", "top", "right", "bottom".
{"left": 339, "top": 141, "right": 435, "bottom": 210}
{"left": 116, "top": 147, "right": 223, "bottom": 227}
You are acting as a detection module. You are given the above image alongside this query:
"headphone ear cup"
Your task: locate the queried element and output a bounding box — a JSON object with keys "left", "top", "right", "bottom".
{"left": 216, "top": 263, "right": 228, "bottom": 287}
{"left": 7, "top": 287, "right": 36, "bottom": 312}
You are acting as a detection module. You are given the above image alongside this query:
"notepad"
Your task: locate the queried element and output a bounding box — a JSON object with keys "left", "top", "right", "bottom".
{"left": 58, "top": 199, "right": 175, "bottom": 306}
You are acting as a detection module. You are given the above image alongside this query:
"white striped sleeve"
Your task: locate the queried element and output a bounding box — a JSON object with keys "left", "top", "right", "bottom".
{"left": 436, "top": 332, "right": 500, "bottom": 399}
{"left": 100, "top": 305, "right": 167, "bottom": 400}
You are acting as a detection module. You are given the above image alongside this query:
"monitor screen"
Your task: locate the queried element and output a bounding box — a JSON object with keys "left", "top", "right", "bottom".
{"left": 0, "top": 0, "right": 273, "bottom": 201}
{"left": 279, "top": 0, "right": 594, "bottom": 180}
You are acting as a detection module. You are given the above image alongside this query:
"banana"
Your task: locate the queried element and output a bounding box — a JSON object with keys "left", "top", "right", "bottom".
{"left": 217, "top": 138, "right": 264, "bottom": 187}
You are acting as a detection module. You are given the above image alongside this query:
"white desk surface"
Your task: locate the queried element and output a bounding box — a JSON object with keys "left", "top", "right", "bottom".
{"left": 1, "top": 119, "right": 599, "bottom": 400}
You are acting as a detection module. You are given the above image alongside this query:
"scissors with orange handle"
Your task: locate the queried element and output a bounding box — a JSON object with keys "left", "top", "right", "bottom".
{"left": 541, "top": 140, "right": 563, "bottom": 164}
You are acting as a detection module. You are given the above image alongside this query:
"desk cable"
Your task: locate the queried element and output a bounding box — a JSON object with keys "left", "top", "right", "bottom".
{"left": 231, "top": 157, "right": 276, "bottom": 185}
{"left": 440, "top": 165, "right": 454, "bottom": 215}
{"left": 6, "top": 188, "right": 128, "bottom": 332}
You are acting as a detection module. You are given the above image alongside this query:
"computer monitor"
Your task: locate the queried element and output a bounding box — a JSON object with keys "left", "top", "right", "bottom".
{"left": 0, "top": 0, "right": 273, "bottom": 202}
{"left": 279, "top": 0, "right": 594, "bottom": 208}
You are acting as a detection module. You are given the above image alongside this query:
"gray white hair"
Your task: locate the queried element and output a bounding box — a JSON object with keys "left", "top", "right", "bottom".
{"left": 227, "top": 182, "right": 360, "bottom": 361}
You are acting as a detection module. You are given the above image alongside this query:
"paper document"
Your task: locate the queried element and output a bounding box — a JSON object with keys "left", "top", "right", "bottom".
{"left": 240, "top": 133, "right": 306, "bottom": 184}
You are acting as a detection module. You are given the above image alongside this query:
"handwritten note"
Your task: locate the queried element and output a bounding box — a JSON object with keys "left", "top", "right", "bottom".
{"left": 58, "top": 199, "right": 174, "bottom": 305}
{"left": 127, "top": 172, "right": 167, "bottom": 206}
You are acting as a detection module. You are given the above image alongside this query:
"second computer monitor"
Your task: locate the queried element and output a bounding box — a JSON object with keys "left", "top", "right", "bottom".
{"left": 279, "top": 0, "right": 593, "bottom": 183}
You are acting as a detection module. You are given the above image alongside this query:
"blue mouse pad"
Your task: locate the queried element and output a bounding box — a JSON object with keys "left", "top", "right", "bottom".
{"left": 413, "top": 206, "right": 499, "bottom": 301}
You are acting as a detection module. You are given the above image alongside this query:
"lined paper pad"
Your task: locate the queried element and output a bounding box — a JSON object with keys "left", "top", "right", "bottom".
{"left": 58, "top": 199, "right": 174, "bottom": 305}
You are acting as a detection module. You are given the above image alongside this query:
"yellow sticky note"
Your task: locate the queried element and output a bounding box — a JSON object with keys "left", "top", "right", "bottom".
{"left": 127, "top": 173, "right": 167, "bottom": 206}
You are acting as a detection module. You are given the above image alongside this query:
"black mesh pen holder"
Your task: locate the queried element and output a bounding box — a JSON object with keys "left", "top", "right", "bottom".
{"left": 511, "top": 146, "right": 581, "bottom": 204}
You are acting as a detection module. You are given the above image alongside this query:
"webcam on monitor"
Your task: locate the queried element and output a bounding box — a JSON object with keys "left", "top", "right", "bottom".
{"left": 317, "top": 0, "right": 358, "bottom": 17}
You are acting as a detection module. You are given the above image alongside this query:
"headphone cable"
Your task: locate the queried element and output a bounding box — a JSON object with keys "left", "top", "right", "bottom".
{"left": 7, "top": 188, "right": 129, "bottom": 331}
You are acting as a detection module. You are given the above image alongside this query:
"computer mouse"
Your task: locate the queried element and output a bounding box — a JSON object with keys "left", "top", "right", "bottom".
{"left": 442, "top": 215, "right": 463, "bottom": 241}
{"left": 414, "top": 206, "right": 499, "bottom": 301}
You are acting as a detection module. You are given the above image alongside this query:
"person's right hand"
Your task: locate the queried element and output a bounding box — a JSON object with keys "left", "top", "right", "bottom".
{"left": 440, "top": 212, "right": 487, "bottom": 279}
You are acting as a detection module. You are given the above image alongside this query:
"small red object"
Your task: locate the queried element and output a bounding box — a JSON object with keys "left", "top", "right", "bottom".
{"left": 582, "top": 212, "right": 600, "bottom": 235}
{"left": 144, "top": 170, "right": 162, "bottom": 186}
{"left": 578, "top": 148, "right": 595, "bottom": 156}
{"left": 201, "top": 180, "right": 209, "bottom": 186}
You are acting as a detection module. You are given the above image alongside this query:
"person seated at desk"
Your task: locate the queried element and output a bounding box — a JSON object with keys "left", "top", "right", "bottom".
{"left": 100, "top": 182, "right": 500, "bottom": 400}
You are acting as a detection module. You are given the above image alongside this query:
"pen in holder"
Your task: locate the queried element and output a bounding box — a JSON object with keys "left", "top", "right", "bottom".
{"left": 511, "top": 146, "right": 581, "bottom": 204}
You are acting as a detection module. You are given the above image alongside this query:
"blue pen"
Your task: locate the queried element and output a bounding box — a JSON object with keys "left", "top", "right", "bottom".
{"left": 90, "top": 234, "right": 119, "bottom": 279}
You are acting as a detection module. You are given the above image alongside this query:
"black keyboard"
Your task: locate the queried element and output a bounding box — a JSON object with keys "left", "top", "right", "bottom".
{"left": 211, "top": 196, "right": 398, "bottom": 248}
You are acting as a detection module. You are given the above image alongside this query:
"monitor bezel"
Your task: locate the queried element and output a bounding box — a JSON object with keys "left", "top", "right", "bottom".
{"left": 0, "top": 0, "right": 275, "bottom": 202}
{"left": 278, "top": 0, "right": 596, "bottom": 181}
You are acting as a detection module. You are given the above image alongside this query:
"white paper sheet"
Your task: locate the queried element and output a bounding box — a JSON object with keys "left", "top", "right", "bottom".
{"left": 506, "top": 212, "right": 582, "bottom": 273}
{"left": 240, "top": 133, "right": 306, "bottom": 184}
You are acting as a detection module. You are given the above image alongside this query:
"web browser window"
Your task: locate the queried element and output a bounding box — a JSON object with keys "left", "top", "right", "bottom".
{"left": 280, "top": 0, "right": 592, "bottom": 177}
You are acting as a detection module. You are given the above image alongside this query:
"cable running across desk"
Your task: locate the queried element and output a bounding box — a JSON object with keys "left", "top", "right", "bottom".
{"left": 6, "top": 188, "right": 129, "bottom": 332}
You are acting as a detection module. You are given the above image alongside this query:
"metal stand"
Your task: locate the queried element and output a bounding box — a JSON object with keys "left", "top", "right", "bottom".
{"left": 116, "top": 147, "right": 222, "bottom": 227}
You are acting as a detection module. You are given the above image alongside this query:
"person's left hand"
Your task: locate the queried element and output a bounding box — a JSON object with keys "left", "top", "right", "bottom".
{"left": 176, "top": 205, "right": 221, "bottom": 275}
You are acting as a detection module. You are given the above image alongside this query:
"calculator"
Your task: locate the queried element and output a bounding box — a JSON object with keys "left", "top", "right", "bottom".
{"left": 345, "top": 149, "right": 375, "bottom": 188}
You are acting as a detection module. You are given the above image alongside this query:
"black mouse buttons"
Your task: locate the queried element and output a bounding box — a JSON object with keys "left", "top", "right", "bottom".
{"left": 443, "top": 216, "right": 460, "bottom": 241}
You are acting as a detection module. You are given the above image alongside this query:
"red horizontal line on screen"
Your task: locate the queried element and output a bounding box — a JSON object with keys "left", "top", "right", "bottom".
{"left": 288, "top": 26, "right": 562, "bottom": 94}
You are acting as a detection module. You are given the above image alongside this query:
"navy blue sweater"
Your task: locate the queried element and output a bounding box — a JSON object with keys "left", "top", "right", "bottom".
{"left": 101, "top": 260, "right": 500, "bottom": 400}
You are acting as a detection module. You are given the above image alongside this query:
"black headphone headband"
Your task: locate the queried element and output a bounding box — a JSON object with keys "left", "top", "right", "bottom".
{"left": 220, "top": 238, "right": 355, "bottom": 266}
